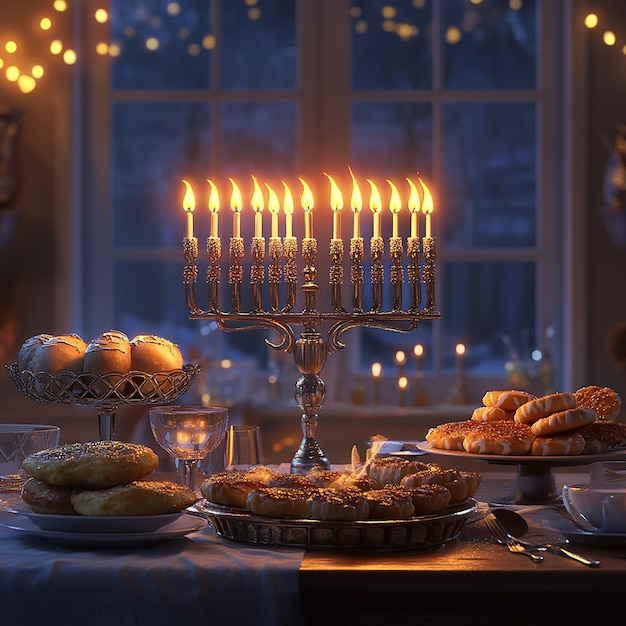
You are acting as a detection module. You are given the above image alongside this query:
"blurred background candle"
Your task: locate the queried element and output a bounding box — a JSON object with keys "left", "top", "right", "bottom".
{"left": 299, "top": 177, "right": 314, "bottom": 238}
{"left": 371, "top": 361, "right": 382, "bottom": 404}
{"left": 394, "top": 349, "right": 406, "bottom": 378}
{"left": 251, "top": 175, "right": 264, "bottom": 238}
{"left": 282, "top": 181, "right": 294, "bottom": 237}
{"left": 349, "top": 167, "right": 362, "bottom": 238}
{"left": 455, "top": 343, "right": 466, "bottom": 375}
{"left": 413, "top": 343, "right": 424, "bottom": 370}
{"left": 229, "top": 177, "right": 242, "bottom": 238}
{"left": 325, "top": 172, "right": 343, "bottom": 239}
{"left": 181, "top": 179, "right": 195, "bottom": 239}
{"left": 420, "top": 177, "right": 433, "bottom": 239}
{"left": 387, "top": 179, "right": 401, "bottom": 238}
{"left": 407, "top": 178, "right": 420, "bottom": 239}
{"left": 368, "top": 179, "right": 382, "bottom": 238}
{"left": 412, "top": 343, "right": 429, "bottom": 406}
{"left": 448, "top": 342, "right": 469, "bottom": 405}
{"left": 207, "top": 179, "right": 219, "bottom": 238}
{"left": 398, "top": 374, "right": 408, "bottom": 407}
{"left": 266, "top": 183, "right": 280, "bottom": 238}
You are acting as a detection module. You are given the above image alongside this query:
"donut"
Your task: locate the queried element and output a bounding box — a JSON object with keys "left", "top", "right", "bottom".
{"left": 531, "top": 432, "right": 586, "bottom": 456}
{"left": 21, "top": 441, "right": 159, "bottom": 489}
{"left": 574, "top": 385, "right": 622, "bottom": 420}
{"left": 70, "top": 480, "right": 198, "bottom": 516}
{"left": 482, "top": 390, "right": 536, "bottom": 411}
{"left": 308, "top": 487, "right": 370, "bottom": 521}
{"left": 246, "top": 486, "right": 315, "bottom": 518}
{"left": 367, "top": 457, "right": 429, "bottom": 487}
{"left": 200, "top": 467, "right": 276, "bottom": 508}
{"left": 463, "top": 420, "right": 535, "bottom": 455}
{"left": 514, "top": 392, "right": 577, "bottom": 424}
{"left": 400, "top": 483, "right": 451, "bottom": 515}
{"left": 83, "top": 330, "right": 132, "bottom": 395}
{"left": 20, "top": 478, "right": 76, "bottom": 515}
{"left": 577, "top": 421, "right": 626, "bottom": 454}
{"left": 17, "top": 334, "right": 53, "bottom": 371}
{"left": 362, "top": 487, "right": 415, "bottom": 520}
{"left": 530, "top": 407, "right": 597, "bottom": 437}
{"left": 471, "top": 406, "right": 514, "bottom": 423}
{"left": 425, "top": 420, "right": 479, "bottom": 451}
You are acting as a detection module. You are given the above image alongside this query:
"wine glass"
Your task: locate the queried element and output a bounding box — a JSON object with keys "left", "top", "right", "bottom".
{"left": 149, "top": 406, "right": 229, "bottom": 492}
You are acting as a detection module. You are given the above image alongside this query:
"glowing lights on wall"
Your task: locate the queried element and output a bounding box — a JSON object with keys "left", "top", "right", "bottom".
{"left": 585, "top": 9, "right": 626, "bottom": 57}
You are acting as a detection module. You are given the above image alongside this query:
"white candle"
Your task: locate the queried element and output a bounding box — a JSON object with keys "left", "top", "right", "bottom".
{"left": 229, "top": 177, "right": 242, "bottom": 238}
{"left": 181, "top": 179, "right": 195, "bottom": 239}
{"left": 455, "top": 343, "right": 466, "bottom": 374}
{"left": 420, "top": 177, "right": 433, "bottom": 239}
{"left": 407, "top": 178, "right": 420, "bottom": 239}
{"left": 251, "top": 175, "right": 264, "bottom": 238}
{"left": 368, "top": 179, "right": 382, "bottom": 238}
{"left": 387, "top": 179, "right": 401, "bottom": 238}
{"left": 207, "top": 179, "right": 219, "bottom": 238}
{"left": 325, "top": 173, "right": 343, "bottom": 239}
{"left": 299, "top": 177, "right": 314, "bottom": 239}
{"left": 349, "top": 167, "right": 362, "bottom": 239}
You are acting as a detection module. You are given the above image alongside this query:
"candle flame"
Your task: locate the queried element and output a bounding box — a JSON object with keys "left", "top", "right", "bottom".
{"left": 207, "top": 179, "right": 219, "bottom": 214}
{"left": 394, "top": 350, "right": 406, "bottom": 365}
{"left": 419, "top": 177, "right": 433, "bottom": 216}
{"left": 367, "top": 179, "right": 382, "bottom": 214}
{"left": 349, "top": 166, "right": 362, "bottom": 213}
{"left": 387, "top": 179, "right": 401, "bottom": 214}
{"left": 229, "top": 178, "right": 242, "bottom": 213}
{"left": 182, "top": 179, "right": 195, "bottom": 212}
{"left": 324, "top": 172, "right": 343, "bottom": 211}
{"left": 371, "top": 362, "right": 382, "bottom": 377}
{"left": 265, "top": 182, "right": 280, "bottom": 214}
{"left": 413, "top": 343, "right": 424, "bottom": 358}
{"left": 299, "top": 177, "right": 314, "bottom": 210}
{"left": 407, "top": 178, "right": 421, "bottom": 213}
{"left": 282, "top": 181, "right": 294, "bottom": 215}
{"left": 398, "top": 375, "right": 408, "bottom": 390}
{"left": 456, "top": 343, "right": 466, "bottom": 356}
{"left": 251, "top": 175, "right": 264, "bottom": 214}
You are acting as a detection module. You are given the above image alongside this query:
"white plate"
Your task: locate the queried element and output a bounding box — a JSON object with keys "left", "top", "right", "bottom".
{"left": 531, "top": 508, "right": 626, "bottom": 546}
{"left": 0, "top": 508, "right": 207, "bottom": 548}
{"left": 3, "top": 498, "right": 185, "bottom": 533}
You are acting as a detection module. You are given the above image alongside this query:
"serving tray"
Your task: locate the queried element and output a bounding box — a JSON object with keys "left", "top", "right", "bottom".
{"left": 196, "top": 498, "right": 476, "bottom": 550}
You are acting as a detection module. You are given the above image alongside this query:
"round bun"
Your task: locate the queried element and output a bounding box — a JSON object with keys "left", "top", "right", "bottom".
{"left": 400, "top": 483, "right": 451, "bottom": 515}
{"left": 471, "top": 406, "right": 514, "bottom": 423}
{"left": 17, "top": 334, "right": 53, "bottom": 371}
{"left": 22, "top": 441, "right": 159, "bottom": 489}
{"left": 425, "top": 420, "right": 478, "bottom": 451}
{"left": 130, "top": 335, "right": 184, "bottom": 373}
{"left": 30, "top": 334, "right": 87, "bottom": 376}
{"left": 531, "top": 432, "right": 586, "bottom": 456}
{"left": 574, "top": 385, "right": 622, "bottom": 420}
{"left": 21, "top": 478, "right": 76, "bottom": 515}
{"left": 70, "top": 480, "right": 197, "bottom": 516}
{"left": 246, "top": 486, "right": 314, "bottom": 518}
{"left": 309, "top": 487, "right": 370, "bottom": 521}
{"left": 200, "top": 467, "right": 277, "bottom": 509}
{"left": 83, "top": 330, "right": 132, "bottom": 395}
{"left": 367, "top": 457, "right": 429, "bottom": 487}
{"left": 577, "top": 421, "right": 626, "bottom": 454}
{"left": 463, "top": 420, "right": 535, "bottom": 455}
{"left": 530, "top": 407, "right": 597, "bottom": 437}
{"left": 363, "top": 487, "right": 415, "bottom": 520}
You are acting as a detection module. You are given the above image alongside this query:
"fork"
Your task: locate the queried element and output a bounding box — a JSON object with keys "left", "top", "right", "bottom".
{"left": 484, "top": 512, "right": 544, "bottom": 562}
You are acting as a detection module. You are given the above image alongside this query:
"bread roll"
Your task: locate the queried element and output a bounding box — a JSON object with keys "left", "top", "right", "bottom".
{"left": 30, "top": 334, "right": 86, "bottom": 375}
{"left": 83, "top": 330, "right": 132, "bottom": 395}
{"left": 129, "top": 334, "right": 184, "bottom": 372}
{"left": 17, "top": 333, "right": 53, "bottom": 371}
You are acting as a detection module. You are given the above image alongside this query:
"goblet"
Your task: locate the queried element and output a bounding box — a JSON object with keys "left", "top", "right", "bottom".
{"left": 149, "top": 406, "right": 229, "bottom": 492}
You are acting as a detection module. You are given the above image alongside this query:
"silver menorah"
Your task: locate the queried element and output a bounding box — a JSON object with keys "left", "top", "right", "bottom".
{"left": 181, "top": 175, "right": 440, "bottom": 474}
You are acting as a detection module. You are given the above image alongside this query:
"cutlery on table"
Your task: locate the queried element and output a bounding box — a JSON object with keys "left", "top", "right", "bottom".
{"left": 484, "top": 512, "right": 544, "bottom": 562}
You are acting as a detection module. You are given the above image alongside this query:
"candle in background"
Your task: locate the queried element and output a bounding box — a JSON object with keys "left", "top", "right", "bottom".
{"left": 229, "top": 177, "right": 242, "bottom": 238}
{"left": 455, "top": 343, "right": 466, "bottom": 375}
{"left": 299, "top": 177, "right": 314, "bottom": 238}
{"left": 398, "top": 375, "right": 408, "bottom": 406}
{"left": 387, "top": 179, "right": 401, "bottom": 238}
{"left": 407, "top": 178, "right": 420, "bottom": 239}
{"left": 420, "top": 177, "right": 433, "bottom": 239}
{"left": 413, "top": 343, "right": 424, "bottom": 371}
{"left": 266, "top": 182, "right": 280, "bottom": 238}
{"left": 325, "top": 172, "right": 343, "bottom": 239}
{"left": 349, "top": 167, "right": 362, "bottom": 238}
{"left": 251, "top": 175, "right": 264, "bottom": 238}
{"left": 181, "top": 179, "right": 195, "bottom": 239}
{"left": 282, "top": 180, "right": 294, "bottom": 237}
{"left": 371, "top": 361, "right": 382, "bottom": 404}
{"left": 368, "top": 179, "right": 382, "bottom": 238}
{"left": 207, "top": 178, "right": 219, "bottom": 238}
{"left": 394, "top": 349, "right": 407, "bottom": 378}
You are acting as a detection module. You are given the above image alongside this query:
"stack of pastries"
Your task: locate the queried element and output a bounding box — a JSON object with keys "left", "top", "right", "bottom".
{"left": 20, "top": 441, "right": 197, "bottom": 516}
{"left": 200, "top": 457, "right": 481, "bottom": 522}
{"left": 426, "top": 386, "right": 626, "bottom": 456}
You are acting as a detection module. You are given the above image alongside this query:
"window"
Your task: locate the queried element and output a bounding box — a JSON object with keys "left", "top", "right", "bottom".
{"left": 80, "top": 0, "right": 566, "bottom": 404}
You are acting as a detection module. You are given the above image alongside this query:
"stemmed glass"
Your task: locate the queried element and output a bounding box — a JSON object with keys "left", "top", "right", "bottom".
{"left": 149, "top": 406, "right": 229, "bottom": 492}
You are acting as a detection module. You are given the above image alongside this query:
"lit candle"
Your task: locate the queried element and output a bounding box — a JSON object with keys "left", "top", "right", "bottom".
{"left": 371, "top": 361, "right": 382, "bottom": 378}
{"left": 324, "top": 172, "right": 343, "bottom": 239}
{"left": 395, "top": 349, "right": 406, "bottom": 378}
{"left": 387, "top": 179, "right": 401, "bottom": 238}
{"left": 420, "top": 177, "right": 433, "bottom": 239}
{"left": 207, "top": 178, "right": 219, "bottom": 238}
{"left": 282, "top": 181, "right": 294, "bottom": 237}
{"left": 181, "top": 179, "right": 195, "bottom": 239}
{"left": 413, "top": 343, "right": 424, "bottom": 367}
{"left": 371, "top": 361, "right": 382, "bottom": 404}
{"left": 299, "top": 177, "right": 314, "bottom": 239}
{"left": 455, "top": 343, "right": 466, "bottom": 374}
{"left": 349, "top": 167, "right": 362, "bottom": 238}
{"left": 265, "top": 182, "right": 280, "bottom": 238}
{"left": 407, "top": 178, "right": 420, "bottom": 239}
{"left": 368, "top": 179, "right": 382, "bottom": 238}
{"left": 251, "top": 175, "right": 264, "bottom": 238}
{"left": 229, "top": 177, "right": 242, "bottom": 238}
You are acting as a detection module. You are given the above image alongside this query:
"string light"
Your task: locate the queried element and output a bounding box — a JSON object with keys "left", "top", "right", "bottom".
{"left": 584, "top": 9, "right": 626, "bottom": 58}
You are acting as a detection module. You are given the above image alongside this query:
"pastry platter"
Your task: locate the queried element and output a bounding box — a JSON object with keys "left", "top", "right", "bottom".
{"left": 194, "top": 498, "right": 477, "bottom": 550}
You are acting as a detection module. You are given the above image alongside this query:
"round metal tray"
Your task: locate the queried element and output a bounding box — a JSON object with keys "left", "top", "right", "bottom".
{"left": 197, "top": 498, "right": 477, "bottom": 550}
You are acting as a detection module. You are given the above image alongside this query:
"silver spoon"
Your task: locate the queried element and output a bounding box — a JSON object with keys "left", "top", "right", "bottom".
{"left": 492, "top": 508, "right": 601, "bottom": 568}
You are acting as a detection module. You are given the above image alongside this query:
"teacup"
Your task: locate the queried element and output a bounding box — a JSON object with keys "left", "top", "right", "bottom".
{"left": 562, "top": 482, "right": 626, "bottom": 533}
{"left": 589, "top": 461, "right": 626, "bottom": 489}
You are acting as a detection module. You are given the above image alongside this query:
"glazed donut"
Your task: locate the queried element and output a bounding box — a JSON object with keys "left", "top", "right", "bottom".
{"left": 367, "top": 457, "right": 429, "bottom": 487}
{"left": 482, "top": 390, "right": 536, "bottom": 411}
{"left": 363, "top": 487, "right": 415, "bottom": 520}
{"left": 577, "top": 421, "right": 626, "bottom": 454}
{"left": 463, "top": 420, "right": 535, "bottom": 455}
{"left": 514, "top": 392, "right": 577, "bottom": 425}
{"left": 308, "top": 487, "right": 370, "bottom": 521}
{"left": 83, "top": 330, "right": 132, "bottom": 395}
{"left": 471, "top": 406, "right": 514, "bottom": 423}
{"left": 20, "top": 478, "right": 76, "bottom": 515}
{"left": 401, "top": 483, "right": 451, "bottom": 515}
{"left": 574, "top": 385, "right": 622, "bottom": 420}
{"left": 531, "top": 432, "right": 586, "bottom": 456}
{"left": 246, "top": 486, "right": 315, "bottom": 518}
{"left": 22, "top": 441, "right": 159, "bottom": 489}
{"left": 530, "top": 407, "right": 597, "bottom": 437}
{"left": 17, "top": 334, "right": 53, "bottom": 371}
{"left": 200, "top": 467, "right": 276, "bottom": 509}
{"left": 70, "top": 480, "right": 198, "bottom": 516}
{"left": 425, "top": 420, "right": 479, "bottom": 451}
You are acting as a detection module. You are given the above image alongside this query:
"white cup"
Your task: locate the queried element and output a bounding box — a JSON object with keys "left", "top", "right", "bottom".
{"left": 562, "top": 482, "right": 626, "bottom": 533}
{"left": 225, "top": 425, "right": 264, "bottom": 471}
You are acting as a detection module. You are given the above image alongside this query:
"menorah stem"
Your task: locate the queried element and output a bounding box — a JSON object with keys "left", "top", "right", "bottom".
{"left": 268, "top": 237, "right": 282, "bottom": 313}
{"left": 350, "top": 237, "right": 364, "bottom": 313}
{"left": 206, "top": 236, "right": 221, "bottom": 313}
{"left": 423, "top": 236, "right": 437, "bottom": 311}
{"left": 302, "top": 238, "right": 318, "bottom": 315}
{"left": 389, "top": 236, "right": 404, "bottom": 312}
{"left": 282, "top": 236, "right": 298, "bottom": 312}
{"left": 183, "top": 237, "right": 200, "bottom": 314}
{"left": 329, "top": 238, "right": 347, "bottom": 313}
{"left": 229, "top": 237, "right": 244, "bottom": 313}
{"left": 407, "top": 237, "right": 421, "bottom": 312}
{"left": 370, "top": 236, "right": 384, "bottom": 313}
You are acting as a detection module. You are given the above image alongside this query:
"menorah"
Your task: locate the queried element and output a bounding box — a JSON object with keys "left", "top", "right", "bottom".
{"left": 180, "top": 172, "right": 440, "bottom": 474}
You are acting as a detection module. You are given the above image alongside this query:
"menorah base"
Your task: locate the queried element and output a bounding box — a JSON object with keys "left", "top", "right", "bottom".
{"left": 291, "top": 437, "right": 330, "bottom": 474}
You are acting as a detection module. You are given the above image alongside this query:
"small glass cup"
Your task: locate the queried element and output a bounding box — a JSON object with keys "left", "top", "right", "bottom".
{"left": 225, "top": 425, "right": 264, "bottom": 471}
{"left": 0, "top": 424, "right": 60, "bottom": 493}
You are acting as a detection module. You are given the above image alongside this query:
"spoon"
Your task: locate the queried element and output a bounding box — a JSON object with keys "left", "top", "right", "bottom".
{"left": 492, "top": 508, "right": 601, "bottom": 568}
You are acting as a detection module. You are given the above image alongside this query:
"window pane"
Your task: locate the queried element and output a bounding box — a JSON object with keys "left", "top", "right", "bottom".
{"left": 113, "top": 102, "right": 212, "bottom": 247}
{"left": 443, "top": 102, "right": 536, "bottom": 248}
{"left": 443, "top": 0, "right": 537, "bottom": 90}
{"left": 111, "top": 0, "right": 211, "bottom": 90}
{"left": 443, "top": 261, "right": 536, "bottom": 375}
{"left": 222, "top": 0, "right": 296, "bottom": 90}
{"left": 352, "top": 0, "right": 433, "bottom": 90}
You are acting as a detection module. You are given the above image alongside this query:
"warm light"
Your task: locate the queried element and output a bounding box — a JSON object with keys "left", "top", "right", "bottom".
{"left": 95, "top": 42, "right": 109, "bottom": 55}
{"left": 220, "top": 359, "right": 233, "bottom": 368}
{"left": 32, "top": 65, "right": 44, "bottom": 79}
{"left": 251, "top": 175, "right": 264, "bottom": 238}
{"left": 398, "top": 375, "right": 408, "bottom": 390}
{"left": 371, "top": 362, "right": 382, "bottom": 378}
{"left": 5, "top": 66, "right": 19, "bottom": 82}
{"left": 187, "top": 43, "right": 201, "bottom": 56}
{"left": 53, "top": 0, "right": 68, "bottom": 11}
{"left": 265, "top": 183, "right": 280, "bottom": 239}
{"left": 413, "top": 344, "right": 424, "bottom": 358}
{"left": 18, "top": 75, "right": 36, "bottom": 93}
{"left": 299, "top": 177, "right": 314, "bottom": 239}
{"left": 95, "top": 8, "right": 109, "bottom": 23}
{"left": 419, "top": 177, "right": 433, "bottom": 238}
{"left": 325, "top": 173, "right": 343, "bottom": 239}
{"left": 63, "top": 49, "right": 77, "bottom": 65}
{"left": 146, "top": 37, "right": 160, "bottom": 51}
{"left": 40, "top": 18, "right": 53, "bottom": 31}
{"left": 603, "top": 31, "right": 616, "bottom": 46}
{"left": 368, "top": 179, "right": 382, "bottom": 238}
{"left": 167, "top": 2, "right": 181, "bottom": 16}
{"left": 202, "top": 35, "right": 217, "bottom": 49}
{"left": 50, "top": 40, "right": 63, "bottom": 55}
{"left": 387, "top": 179, "right": 401, "bottom": 238}
{"left": 0, "top": 59, "right": 4, "bottom": 70}
{"left": 181, "top": 179, "right": 195, "bottom": 239}
{"left": 445, "top": 26, "right": 462, "bottom": 44}
{"left": 584, "top": 13, "right": 598, "bottom": 29}
{"left": 407, "top": 178, "right": 420, "bottom": 238}
{"left": 395, "top": 350, "right": 406, "bottom": 365}
{"left": 349, "top": 166, "right": 363, "bottom": 239}
{"left": 455, "top": 343, "right": 466, "bottom": 357}
{"left": 282, "top": 181, "right": 294, "bottom": 238}
{"left": 108, "top": 43, "right": 122, "bottom": 57}
{"left": 229, "top": 178, "right": 243, "bottom": 238}
{"left": 5, "top": 41, "right": 17, "bottom": 54}
{"left": 207, "top": 179, "right": 219, "bottom": 238}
